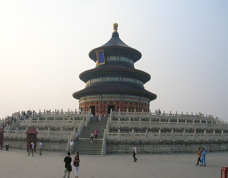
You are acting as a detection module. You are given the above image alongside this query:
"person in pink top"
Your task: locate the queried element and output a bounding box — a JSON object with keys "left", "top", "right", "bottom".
{"left": 94, "top": 129, "right": 98, "bottom": 139}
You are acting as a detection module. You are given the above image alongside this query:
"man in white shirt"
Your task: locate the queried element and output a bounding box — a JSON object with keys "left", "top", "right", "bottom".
{"left": 70, "top": 139, "right": 74, "bottom": 154}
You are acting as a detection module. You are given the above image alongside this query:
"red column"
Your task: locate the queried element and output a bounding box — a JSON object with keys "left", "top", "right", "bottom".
{"left": 139, "top": 103, "right": 141, "bottom": 112}
{"left": 120, "top": 101, "right": 123, "bottom": 111}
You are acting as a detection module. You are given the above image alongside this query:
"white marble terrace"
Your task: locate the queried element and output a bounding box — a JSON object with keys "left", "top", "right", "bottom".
{"left": 101, "top": 109, "right": 228, "bottom": 154}
{"left": 1, "top": 109, "right": 91, "bottom": 142}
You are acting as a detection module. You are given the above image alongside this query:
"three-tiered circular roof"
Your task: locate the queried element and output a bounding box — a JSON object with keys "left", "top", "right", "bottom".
{"left": 73, "top": 23, "right": 157, "bottom": 101}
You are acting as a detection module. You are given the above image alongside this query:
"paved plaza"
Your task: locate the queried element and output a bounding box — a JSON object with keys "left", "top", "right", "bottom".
{"left": 0, "top": 149, "right": 227, "bottom": 178}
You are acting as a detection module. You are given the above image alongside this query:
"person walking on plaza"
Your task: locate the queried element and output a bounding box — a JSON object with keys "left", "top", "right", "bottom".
{"left": 73, "top": 152, "right": 80, "bottom": 178}
{"left": 70, "top": 139, "right": 74, "bottom": 154}
{"left": 201, "top": 148, "right": 206, "bottom": 167}
{"left": 133, "top": 145, "right": 137, "bottom": 162}
{"left": 39, "top": 141, "right": 42, "bottom": 155}
{"left": 94, "top": 129, "right": 98, "bottom": 139}
{"left": 194, "top": 147, "right": 201, "bottom": 165}
{"left": 28, "top": 141, "right": 34, "bottom": 156}
{"left": 62, "top": 152, "right": 72, "bottom": 178}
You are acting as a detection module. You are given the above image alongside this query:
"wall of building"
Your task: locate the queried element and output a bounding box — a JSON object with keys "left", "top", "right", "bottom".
{"left": 79, "top": 100, "right": 149, "bottom": 115}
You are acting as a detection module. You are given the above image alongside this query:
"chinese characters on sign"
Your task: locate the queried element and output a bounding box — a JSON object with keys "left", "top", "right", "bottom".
{"left": 96, "top": 50, "right": 105, "bottom": 65}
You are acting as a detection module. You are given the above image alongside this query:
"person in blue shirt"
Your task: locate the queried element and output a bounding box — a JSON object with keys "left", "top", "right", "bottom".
{"left": 200, "top": 148, "right": 206, "bottom": 167}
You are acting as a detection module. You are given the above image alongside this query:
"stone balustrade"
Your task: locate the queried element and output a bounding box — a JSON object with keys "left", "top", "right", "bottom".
{"left": 4, "top": 127, "right": 71, "bottom": 141}
{"left": 101, "top": 117, "right": 111, "bottom": 155}
{"left": 101, "top": 129, "right": 107, "bottom": 155}
{"left": 105, "top": 110, "right": 228, "bottom": 144}
{"left": 109, "top": 120, "right": 227, "bottom": 130}
{"left": 18, "top": 118, "right": 83, "bottom": 128}
{"left": 111, "top": 109, "right": 223, "bottom": 122}
{"left": 106, "top": 129, "right": 228, "bottom": 142}
{"left": 0, "top": 109, "right": 90, "bottom": 129}
{"left": 37, "top": 109, "right": 88, "bottom": 118}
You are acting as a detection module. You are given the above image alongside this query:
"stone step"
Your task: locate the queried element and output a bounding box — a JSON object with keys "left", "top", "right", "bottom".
{"left": 73, "top": 143, "right": 102, "bottom": 155}
{"left": 76, "top": 151, "right": 101, "bottom": 155}
{"left": 73, "top": 140, "right": 102, "bottom": 148}
{"left": 74, "top": 143, "right": 102, "bottom": 148}
{"left": 80, "top": 133, "right": 104, "bottom": 138}
{"left": 71, "top": 149, "right": 101, "bottom": 155}
{"left": 79, "top": 135, "right": 104, "bottom": 139}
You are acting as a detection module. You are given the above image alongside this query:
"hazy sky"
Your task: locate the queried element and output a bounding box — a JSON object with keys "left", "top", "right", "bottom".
{"left": 0, "top": 0, "right": 227, "bottom": 121}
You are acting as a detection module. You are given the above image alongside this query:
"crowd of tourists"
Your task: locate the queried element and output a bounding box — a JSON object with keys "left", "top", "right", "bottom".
{"left": 19, "top": 110, "right": 38, "bottom": 119}
{"left": 0, "top": 110, "right": 38, "bottom": 129}
{"left": 1, "top": 116, "right": 16, "bottom": 129}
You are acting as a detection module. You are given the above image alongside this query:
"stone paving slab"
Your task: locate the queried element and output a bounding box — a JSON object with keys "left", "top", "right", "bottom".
{"left": 0, "top": 149, "right": 227, "bottom": 178}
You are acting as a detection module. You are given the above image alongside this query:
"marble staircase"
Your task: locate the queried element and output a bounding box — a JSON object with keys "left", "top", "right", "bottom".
{"left": 73, "top": 117, "right": 108, "bottom": 155}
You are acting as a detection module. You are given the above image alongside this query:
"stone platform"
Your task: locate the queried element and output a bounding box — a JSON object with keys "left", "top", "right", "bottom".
{"left": 0, "top": 149, "right": 227, "bottom": 178}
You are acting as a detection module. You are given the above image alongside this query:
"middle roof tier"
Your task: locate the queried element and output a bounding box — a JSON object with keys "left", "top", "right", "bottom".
{"left": 79, "top": 67, "right": 151, "bottom": 84}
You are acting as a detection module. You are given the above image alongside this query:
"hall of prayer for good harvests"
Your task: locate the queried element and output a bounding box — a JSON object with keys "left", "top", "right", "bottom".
{"left": 73, "top": 23, "right": 157, "bottom": 116}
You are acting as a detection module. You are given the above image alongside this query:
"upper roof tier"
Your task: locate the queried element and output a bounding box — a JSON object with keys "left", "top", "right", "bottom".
{"left": 89, "top": 23, "right": 142, "bottom": 62}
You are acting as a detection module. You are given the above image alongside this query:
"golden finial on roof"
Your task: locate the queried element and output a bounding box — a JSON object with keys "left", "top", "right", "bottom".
{"left": 113, "top": 23, "right": 118, "bottom": 32}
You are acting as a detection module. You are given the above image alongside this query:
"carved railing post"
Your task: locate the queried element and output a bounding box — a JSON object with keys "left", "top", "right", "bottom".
{"left": 183, "top": 129, "right": 185, "bottom": 140}
{"left": 204, "top": 130, "right": 206, "bottom": 140}
{"left": 59, "top": 127, "right": 63, "bottom": 140}
{"left": 118, "top": 129, "right": 120, "bottom": 142}
{"left": 146, "top": 129, "right": 148, "bottom": 142}
{"left": 131, "top": 129, "right": 135, "bottom": 142}
{"left": 159, "top": 129, "right": 161, "bottom": 140}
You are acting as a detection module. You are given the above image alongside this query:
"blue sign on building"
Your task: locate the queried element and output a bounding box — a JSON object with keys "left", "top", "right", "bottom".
{"left": 96, "top": 50, "right": 105, "bottom": 65}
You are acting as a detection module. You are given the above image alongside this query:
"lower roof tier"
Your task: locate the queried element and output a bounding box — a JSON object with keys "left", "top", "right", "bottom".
{"left": 73, "top": 82, "right": 157, "bottom": 101}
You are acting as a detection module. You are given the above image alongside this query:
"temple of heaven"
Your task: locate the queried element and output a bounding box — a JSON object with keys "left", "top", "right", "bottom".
{"left": 73, "top": 23, "right": 157, "bottom": 116}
